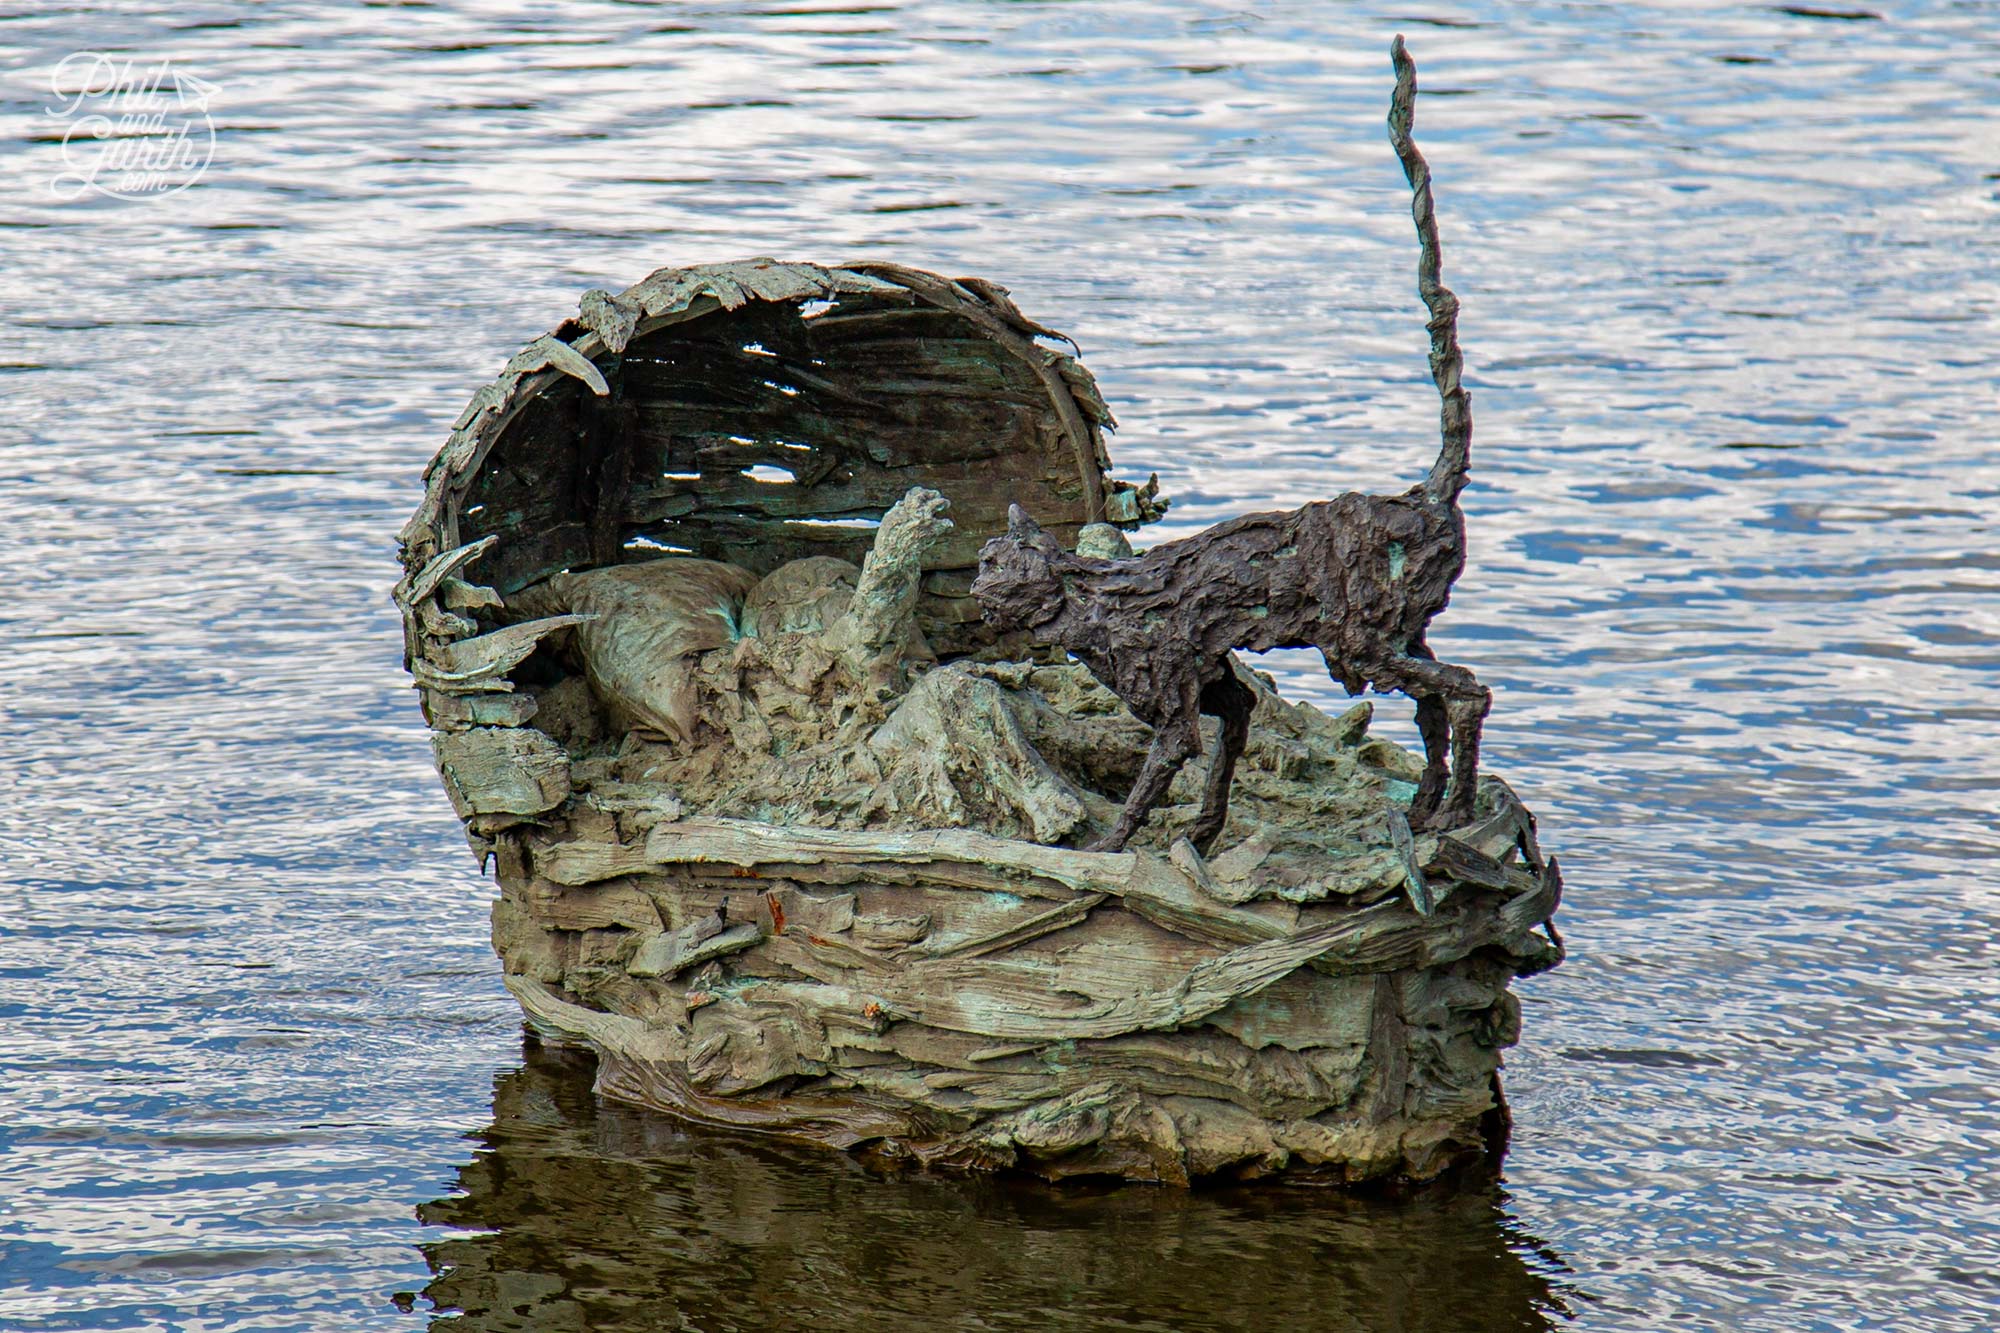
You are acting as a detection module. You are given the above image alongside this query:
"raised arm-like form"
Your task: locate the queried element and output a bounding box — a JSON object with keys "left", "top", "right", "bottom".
{"left": 826, "top": 487, "right": 955, "bottom": 687}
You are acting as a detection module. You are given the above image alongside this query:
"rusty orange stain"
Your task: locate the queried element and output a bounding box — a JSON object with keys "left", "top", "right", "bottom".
{"left": 767, "top": 891, "right": 787, "bottom": 934}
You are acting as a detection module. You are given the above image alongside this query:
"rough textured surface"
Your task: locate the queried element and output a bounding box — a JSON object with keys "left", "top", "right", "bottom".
{"left": 396, "top": 49, "right": 1562, "bottom": 1185}
{"left": 971, "top": 38, "right": 1489, "bottom": 850}
{"left": 393, "top": 256, "right": 1167, "bottom": 660}
{"left": 511, "top": 558, "right": 758, "bottom": 745}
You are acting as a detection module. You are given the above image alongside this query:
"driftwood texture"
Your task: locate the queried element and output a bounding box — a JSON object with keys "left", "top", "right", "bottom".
{"left": 489, "top": 794, "right": 1562, "bottom": 1182}
{"left": 973, "top": 37, "right": 1488, "bottom": 851}
{"left": 396, "top": 43, "right": 1563, "bottom": 1186}
{"left": 395, "top": 257, "right": 1166, "bottom": 663}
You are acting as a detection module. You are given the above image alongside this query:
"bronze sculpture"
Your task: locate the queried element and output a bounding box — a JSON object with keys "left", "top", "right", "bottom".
{"left": 972, "top": 37, "right": 1489, "bottom": 853}
{"left": 399, "top": 38, "right": 1563, "bottom": 1185}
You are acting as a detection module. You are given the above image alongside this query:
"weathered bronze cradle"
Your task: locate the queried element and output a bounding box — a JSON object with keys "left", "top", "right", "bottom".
{"left": 396, "top": 258, "right": 1562, "bottom": 1185}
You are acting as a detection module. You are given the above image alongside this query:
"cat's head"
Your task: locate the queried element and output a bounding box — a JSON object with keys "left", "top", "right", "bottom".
{"left": 971, "top": 504, "right": 1070, "bottom": 633}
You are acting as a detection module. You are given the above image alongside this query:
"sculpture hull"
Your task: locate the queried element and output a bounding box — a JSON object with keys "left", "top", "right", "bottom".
{"left": 399, "top": 259, "right": 1561, "bottom": 1185}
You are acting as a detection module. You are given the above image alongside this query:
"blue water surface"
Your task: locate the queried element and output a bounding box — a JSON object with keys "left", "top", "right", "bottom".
{"left": 1, "top": 2, "right": 1995, "bottom": 1330}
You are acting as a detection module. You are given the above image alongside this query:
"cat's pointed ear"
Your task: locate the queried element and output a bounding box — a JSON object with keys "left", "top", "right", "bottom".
{"left": 1007, "top": 503, "right": 1040, "bottom": 538}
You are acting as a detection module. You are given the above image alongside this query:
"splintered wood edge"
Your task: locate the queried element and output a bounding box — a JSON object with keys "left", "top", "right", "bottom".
{"left": 394, "top": 258, "right": 1146, "bottom": 703}
{"left": 397, "top": 258, "right": 1121, "bottom": 573}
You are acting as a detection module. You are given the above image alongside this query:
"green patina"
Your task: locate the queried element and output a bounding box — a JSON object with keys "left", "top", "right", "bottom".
{"left": 717, "top": 600, "right": 751, "bottom": 640}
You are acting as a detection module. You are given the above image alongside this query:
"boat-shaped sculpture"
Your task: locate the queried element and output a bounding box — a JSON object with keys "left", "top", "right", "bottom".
{"left": 396, "top": 53, "right": 1562, "bottom": 1186}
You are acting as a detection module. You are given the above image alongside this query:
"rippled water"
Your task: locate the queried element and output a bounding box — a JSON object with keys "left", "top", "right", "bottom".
{"left": 3, "top": 2, "right": 1996, "bottom": 1330}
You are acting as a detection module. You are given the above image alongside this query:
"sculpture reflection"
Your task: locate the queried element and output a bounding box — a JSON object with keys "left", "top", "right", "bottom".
{"left": 416, "top": 1039, "right": 1578, "bottom": 1332}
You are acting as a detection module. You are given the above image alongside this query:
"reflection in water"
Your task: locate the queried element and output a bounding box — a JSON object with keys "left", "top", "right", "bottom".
{"left": 417, "top": 1039, "right": 1579, "bottom": 1333}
